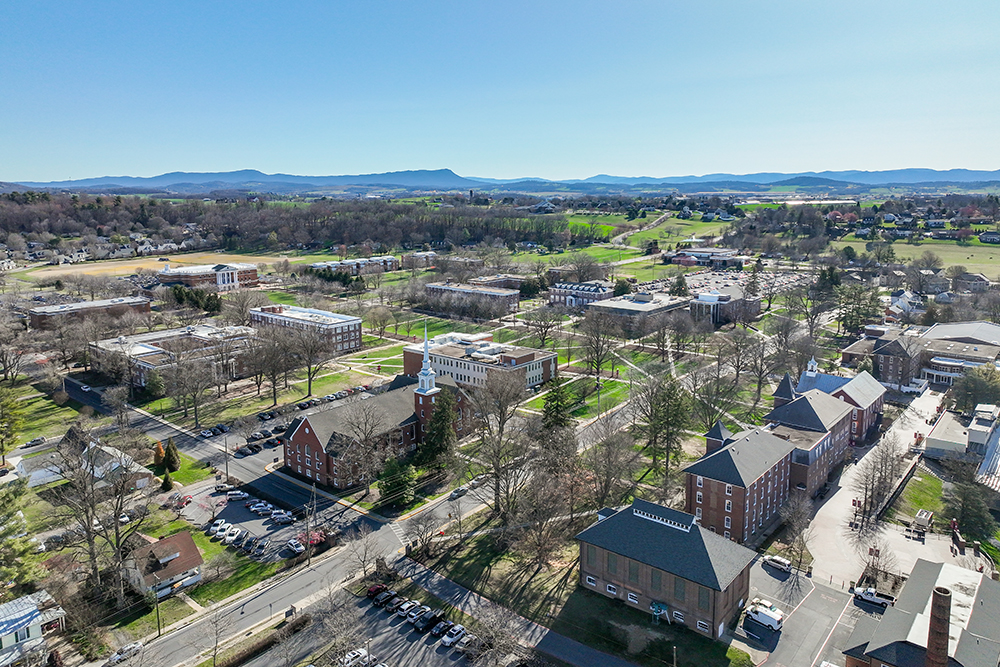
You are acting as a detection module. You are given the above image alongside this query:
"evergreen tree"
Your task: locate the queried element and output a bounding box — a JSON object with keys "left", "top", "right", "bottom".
{"left": 0, "top": 388, "right": 24, "bottom": 466}
{"left": 418, "top": 390, "right": 457, "bottom": 467}
{"left": 542, "top": 380, "right": 574, "bottom": 430}
{"left": 161, "top": 471, "right": 174, "bottom": 492}
{"left": 164, "top": 437, "right": 181, "bottom": 473}
{"left": 153, "top": 441, "right": 165, "bottom": 466}
{"left": 613, "top": 279, "right": 631, "bottom": 297}
{"left": 0, "top": 477, "right": 39, "bottom": 595}
{"left": 379, "top": 459, "right": 416, "bottom": 507}
{"left": 745, "top": 263, "right": 761, "bottom": 297}
{"left": 145, "top": 370, "right": 166, "bottom": 398}
{"left": 668, "top": 274, "right": 689, "bottom": 296}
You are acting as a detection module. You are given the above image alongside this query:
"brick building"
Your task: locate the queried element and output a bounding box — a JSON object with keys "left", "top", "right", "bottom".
{"left": 575, "top": 499, "right": 756, "bottom": 641}
{"left": 29, "top": 296, "right": 151, "bottom": 329}
{"left": 790, "top": 360, "right": 886, "bottom": 445}
{"left": 308, "top": 255, "right": 399, "bottom": 276}
{"left": 548, "top": 280, "right": 614, "bottom": 308}
{"left": 157, "top": 262, "right": 258, "bottom": 291}
{"left": 283, "top": 334, "right": 469, "bottom": 490}
{"left": 402, "top": 332, "right": 557, "bottom": 390}
{"left": 684, "top": 425, "right": 795, "bottom": 543}
{"left": 249, "top": 305, "right": 362, "bottom": 353}
{"left": 425, "top": 281, "right": 520, "bottom": 314}
{"left": 401, "top": 251, "right": 437, "bottom": 269}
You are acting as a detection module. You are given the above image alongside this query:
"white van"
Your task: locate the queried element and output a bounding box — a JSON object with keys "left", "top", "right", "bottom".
{"left": 762, "top": 554, "right": 792, "bottom": 572}
{"left": 746, "top": 599, "right": 783, "bottom": 630}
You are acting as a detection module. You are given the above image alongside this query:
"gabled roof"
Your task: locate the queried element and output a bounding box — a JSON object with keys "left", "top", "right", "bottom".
{"left": 128, "top": 532, "right": 203, "bottom": 588}
{"left": 773, "top": 373, "right": 797, "bottom": 402}
{"left": 575, "top": 499, "right": 756, "bottom": 592}
{"left": 766, "top": 389, "right": 852, "bottom": 433}
{"left": 685, "top": 429, "right": 795, "bottom": 488}
{"left": 794, "top": 371, "right": 850, "bottom": 396}
{"left": 0, "top": 595, "right": 40, "bottom": 637}
{"left": 835, "top": 371, "right": 885, "bottom": 409}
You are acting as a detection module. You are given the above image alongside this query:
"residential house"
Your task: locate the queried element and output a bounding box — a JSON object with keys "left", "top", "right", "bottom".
{"left": 124, "top": 532, "right": 203, "bottom": 599}
{"left": 575, "top": 499, "right": 756, "bottom": 641}
{"left": 792, "top": 361, "right": 886, "bottom": 445}
{"left": 978, "top": 231, "right": 1000, "bottom": 244}
{"left": 684, "top": 425, "right": 794, "bottom": 543}
{"left": 0, "top": 591, "right": 65, "bottom": 667}
{"left": 843, "top": 559, "right": 1000, "bottom": 667}
{"left": 954, "top": 273, "right": 991, "bottom": 293}
{"left": 283, "top": 336, "right": 469, "bottom": 490}
{"left": 402, "top": 332, "right": 557, "bottom": 390}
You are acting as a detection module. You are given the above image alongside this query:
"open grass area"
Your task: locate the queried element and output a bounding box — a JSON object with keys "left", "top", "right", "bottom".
{"left": 264, "top": 290, "right": 298, "bottom": 305}
{"left": 20, "top": 481, "right": 68, "bottom": 533}
{"left": 510, "top": 244, "right": 644, "bottom": 265}
{"left": 418, "top": 532, "right": 751, "bottom": 667}
{"left": 831, "top": 237, "right": 1000, "bottom": 279}
{"left": 525, "top": 378, "right": 630, "bottom": 419}
{"left": 118, "top": 596, "right": 195, "bottom": 640}
{"left": 885, "top": 468, "right": 944, "bottom": 528}
{"left": 16, "top": 386, "right": 94, "bottom": 444}
{"left": 624, "top": 216, "right": 731, "bottom": 249}
{"left": 147, "top": 451, "right": 214, "bottom": 486}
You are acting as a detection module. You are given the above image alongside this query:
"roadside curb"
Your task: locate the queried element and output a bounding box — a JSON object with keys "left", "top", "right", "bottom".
{"left": 264, "top": 467, "right": 390, "bottom": 524}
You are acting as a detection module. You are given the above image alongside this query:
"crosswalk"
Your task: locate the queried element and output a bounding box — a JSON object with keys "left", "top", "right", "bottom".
{"left": 389, "top": 521, "right": 410, "bottom": 546}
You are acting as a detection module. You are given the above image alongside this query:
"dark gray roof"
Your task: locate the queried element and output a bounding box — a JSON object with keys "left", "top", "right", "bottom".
{"left": 704, "top": 420, "right": 733, "bottom": 443}
{"left": 766, "top": 389, "right": 852, "bottom": 433}
{"left": 773, "top": 373, "right": 797, "bottom": 402}
{"left": 795, "top": 370, "right": 884, "bottom": 409}
{"left": 684, "top": 429, "right": 796, "bottom": 488}
{"left": 847, "top": 558, "right": 1000, "bottom": 667}
{"left": 574, "top": 499, "right": 756, "bottom": 592}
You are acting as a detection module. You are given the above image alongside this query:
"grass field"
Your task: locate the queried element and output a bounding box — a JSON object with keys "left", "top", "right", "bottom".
{"left": 831, "top": 237, "right": 1000, "bottom": 279}
{"left": 886, "top": 468, "right": 944, "bottom": 528}
{"left": 623, "top": 215, "right": 731, "bottom": 248}
{"left": 12, "top": 378, "right": 94, "bottom": 443}
{"left": 509, "top": 244, "right": 644, "bottom": 265}
{"left": 24, "top": 251, "right": 289, "bottom": 281}
{"left": 147, "top": 451, "right": 214, "bottom": 486}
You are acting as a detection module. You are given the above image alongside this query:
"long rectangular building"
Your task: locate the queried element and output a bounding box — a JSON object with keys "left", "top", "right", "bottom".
{"left": 402, "top": 332, "right": 556, "bottom": 389}
{"left": 309, "top": 255, "right": 399, "bottom": 276}
{"left": 249, "top": 305, "right": 362, "bottom": 353}
{"left": 29, "top": 296, "right": 150, "bottom": 329}
{"left": 425, "top": 281, "right": 520, "bottom": 313}
{"left": 157, "top": 263, "right": 258, "bottom": 292}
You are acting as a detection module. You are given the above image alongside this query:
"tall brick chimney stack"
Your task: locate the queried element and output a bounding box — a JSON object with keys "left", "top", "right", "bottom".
{"left": 925, "top": 586, "right": 951, "bottom": 667}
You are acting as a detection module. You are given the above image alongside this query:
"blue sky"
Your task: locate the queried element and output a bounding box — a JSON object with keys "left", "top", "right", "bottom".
{"left": 2, "top": 0, "right": 997, "bottom": 182}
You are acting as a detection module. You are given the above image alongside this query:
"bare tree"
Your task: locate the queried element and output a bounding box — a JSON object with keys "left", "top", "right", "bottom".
{"left": 583, "top": 418, "right": 640, "bottom": 508}
{"left": 778, "top": 494, "right": 813, "bottom": 569}
{"left": 406, "top": 509, "right": 442, "bottom": 556}
{"left": 786, "top": 285, "right": 832, "bottom": 339}
{"left": 367, "top": 306, "right": 393, "bottom": 339}
{"left": 683, "top": 347, "right": 740, "bottom": 433}
{"left": 580, "top": 312, "right": 619, "bottom": 376}
{"left": 101, "top": 385, "right": 131, "bottom": 432}
{"left": 522, "top": 308, "right": 562, "bottom": 349}
{"left": 316, "top": 584, "right": 363, "bottom": 665}
{"left": 345, "top": 522, "right": 385, "bottom": 578}
{"left": 510, "top": 475, "right": 567, "bottom": 567}
{"left": 290, "top": 328, "right": 335, "bottom": 396}
{"left": 221, "top": 289, "right": 270, "bottom": 327}
{"left": 471, "top": 370, "right": 531, "bottom": 524}
{"left": 746, "top": 335, "right": 777, "bottom": 406}
{"left": 205, "top": 608, "right": 235, "bottom": 667}
{"left": 340, "top": 397, "right": 389, "bottom": 494}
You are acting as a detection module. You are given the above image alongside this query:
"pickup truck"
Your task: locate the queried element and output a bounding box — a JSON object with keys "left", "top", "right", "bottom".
{"left": 854, "top": 587, "right": 895, "bottom": 607}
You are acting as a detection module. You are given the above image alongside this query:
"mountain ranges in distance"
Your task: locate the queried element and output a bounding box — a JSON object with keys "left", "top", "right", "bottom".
{"left": 9, "top": 167, "right": 1000, "bottom": 196}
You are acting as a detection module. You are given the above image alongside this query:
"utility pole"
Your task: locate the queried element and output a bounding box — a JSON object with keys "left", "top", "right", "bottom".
{"left": 306, "top": 483, "right": 317, "bottom": 566}
{"left": 223, "top": 435, "right": 230, "bottom": 483}
{"left": 152, "top": 576, "right": 162, "bottom": 637}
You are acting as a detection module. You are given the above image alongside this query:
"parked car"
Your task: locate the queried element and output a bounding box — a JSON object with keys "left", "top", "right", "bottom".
{"left": 227, "top": 491, "right": 249, "bottom": 501}
{"left": 223, "top": 526, "right": 241, "bottom": 544}
{"left": 208, "top": 519, "right": 226, "bottom": 535}
{"left": 230, "top": 531, "right": 247, "bottom": 548}
{"left": 338, "top": 649, "right": 371, "bottom": 667}
{"left": 216, "top": 424, "right": 230, "bottom": 433}
{"left": 441, "top": 623, "right": 466, "bottom": 647}
{"left": 854, "top": 587, "right": 896, "bottom": 607}
{"left": 297, "top": 402, "right": 310, "bottom": 410}
{"left": 215, "top": 484, "right": 235, "bottom": 492}
{"left": 406, "top": 604, "right": 430, "bottom": 624}
{"left": 178, "top": 495, "right": 193, "bottom": 507}
{"left": 200, "top": 430, "right": 214, "bottom": 438}
{"left": 430, "top": 619, "right": 454, "bottom": 637}
{"left": 236, "top": 447, "right": 252, "bottom": 456}
{"left": 286, "top": 538, "right": 305, "bottom": 554}
{"left": 366, "top": 584, "right": 387, "bottom": 599}
{"left": 384, "top": 597, "right": 407, "bottom": 614}
{"left": 265, "top": 438, "right": 280, "bottom": 448}
{"left": 248, "top": 442, "right": 263, "bottom": 453}
{"left": 260, "top": 429, "right": 273, "bottom": 438}
{"left": 746, "top": 598, "right": 784, "bottom": 631}
{"left": 211, "top": 427, "right": 222, "bottom": 436}
{"left": 253, "top": 538, "right": 271, "bottom": 556}
{"left": 272, "top": 513, "right": 296, "bottom": 525}
{"left": 469, "top": 475, "right": 486, "bottom": 489}
{"left": 250, "top": 432, "right": 264, "bottom": 441}
{"left": 324, "top": 394, "right": 337, "bottom": 402}
{"left": 242, "top": 536, "right": 258, "bottom": 553}
{"left": 414, "top": 608, "right": 443, "bottom": 632}
{"left": 80, "top": 385, "right": 91, "bottom": 392}
{"left": 26, "top": 437, "right": 46, "bottom": 446}
{"left": 105, "top": 641, "right": 143, "bottom": 665}
{"left": 373, "top": 590, "right": 397, "bottom": 607}
{"left": 762, "top": 555, "right": 792, "bottom": 573}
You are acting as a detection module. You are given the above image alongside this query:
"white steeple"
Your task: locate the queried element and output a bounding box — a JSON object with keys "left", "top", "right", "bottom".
{"left": 416, "top": 323, "right": 440, "bottom": 396}
{"left": 806, "top": 357, "right": 819, "bottom": 376}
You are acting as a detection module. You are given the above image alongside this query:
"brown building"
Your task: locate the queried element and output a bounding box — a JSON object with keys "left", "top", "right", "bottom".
{"left": 402, "top": 332, "right": 556, "bottom": 390}
{"left": 425, "top": 281, "right": 520, "bottom": 314}
{"left": 29, "top": 296, "right": 151, "bottom": 329}
{"left": 843, "top": 559, "right": 1000, "bottom": 667}
{"left": 283, "top": 337, "right": 469, "bottom": 490}
{"left": 548, "top": 280, "right": 614, "bottom": 308}
{"left": 684, "top": 425, "right": 795, "bottom": 543}
{"left": 157, "top": 263, "right": 259, "bottom": 291}
{"left": 575, "top": 499, "right": 756, "bottom": 641}
{"left": 789, "top": 360, "right": 886, "bottom": 445}
{"left": 468, "top": 274, "right": 525, "bottom": 290}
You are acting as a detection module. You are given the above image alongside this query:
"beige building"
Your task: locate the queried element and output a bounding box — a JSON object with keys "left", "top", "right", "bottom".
{"left": 249, "top": 305, "right": 362, "bottom": 353}
{"left": 402, "top": 332, "right": 556, "bottom": 389}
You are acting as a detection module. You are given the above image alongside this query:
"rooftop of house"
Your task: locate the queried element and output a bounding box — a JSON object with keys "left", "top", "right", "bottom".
{"left": 129, "top": 532, "right": 204, "bottom": 587}
{"left": 843, "top": 559, "right": 1000, "bottom": 667}
{"left": 684, "top": 429, "right": 795, "bottom": 488}
{"left": 0, "top": 590, "right": 63, "bottom": 638}
{"left": 29, "top": 296, "right": 149, "bottom": 315}
{"left": 575, "top": 499, "right": 756, "bottom": 592}
{"left": 250, "top": 305, "right": 361, "bottom": 326}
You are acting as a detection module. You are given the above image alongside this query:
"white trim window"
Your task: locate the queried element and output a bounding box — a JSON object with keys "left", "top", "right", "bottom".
{"left": 606, "top": 584, "right": 617, "bottom": 595}
{"left": 627, "top": 592, "right": 639, "bottom": 604}
{"left": 696, "top": 476, "right": 703, "bottom": 488}
{"left": 586, "top": 576, "right": 596, "bottom": 587}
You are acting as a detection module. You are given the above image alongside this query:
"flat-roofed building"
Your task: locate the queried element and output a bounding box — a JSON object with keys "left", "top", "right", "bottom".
{"left": 249, "top": 305, "right": 362, "bottom": 353}
{"left": 402, "top": 332, "right": 556, "bottom": 389}
{"left": 309, "top": 255, "right": 398, "bottom": 276}
{"left": 401, "top": 251, "right": 437, "bottom": 269}
{"left": 89, "top": 324, "right": 256, "bottom": 387}
{"left": 29, "top": 296, "right": 151, "bottom": 329}
{"left": 549, "top": 280, "right": 614, "bottom": 308}
{"left": 586, "top": 292, "right": 690, "bottom": 337}
{"left": 924, "top": 404, "right": 998, "bottom": 460}
{"left": 157, "top": 262, "right": 258, "bottom": 291}
{"left": 425, "top": 281, "right": 520, "bottom": 313}
{"left": 469, "top": 274, "right": 525, "bottom": 290}
{"left": 689, "top": 287, "right": 761, "bottom": 326}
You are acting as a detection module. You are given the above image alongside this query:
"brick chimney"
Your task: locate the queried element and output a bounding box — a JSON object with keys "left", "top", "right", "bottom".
{"left": 925, "top": 586, "right": 951, "bottom": 667}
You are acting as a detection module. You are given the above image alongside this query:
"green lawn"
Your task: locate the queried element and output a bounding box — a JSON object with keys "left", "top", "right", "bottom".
{"left": 118, "top": 596, "right": 195, "bottom": 640}
{"left": 525, "top": 378, "right": 630, "bottom": 419}
{"left": 511, "top": 245, "right": 644, "bottom": 265}
{"left": 147, "top": 452, "right": 214, "bottom": 486}
{"left": 265, "top": 290, "right": 298, "bottom": 305}
{"left": 17, "top": 391, "right": 93, "bottom": 444}
{"left": 886, "top": 469, "right": 944, "bottom": 529}
{"left": 831, "top": 237, "right": 1000, "bottom": 278}
{"left": 20, "top": 482, "right": 68, "bottom": 533}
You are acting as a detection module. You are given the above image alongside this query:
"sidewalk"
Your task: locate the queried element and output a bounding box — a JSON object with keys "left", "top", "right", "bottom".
{"left": 394, "top": 556, "right": 639, "bottom": 667}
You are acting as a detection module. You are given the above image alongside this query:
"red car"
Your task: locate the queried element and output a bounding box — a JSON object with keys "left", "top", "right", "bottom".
{"left": 178, "top": 495, "right": 193, "bottom": 507}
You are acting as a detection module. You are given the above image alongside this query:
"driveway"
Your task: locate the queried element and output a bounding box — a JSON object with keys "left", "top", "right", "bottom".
{"left": 806, "top": 388, "right": 946, "bottom": 587}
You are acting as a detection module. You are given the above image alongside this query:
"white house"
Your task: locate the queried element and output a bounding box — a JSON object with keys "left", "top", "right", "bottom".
{"left": 0, "top": 591, "right": 65, "bottom": 667}
{"left": 124, "top": 532, "right": 203, "bottom": 599}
